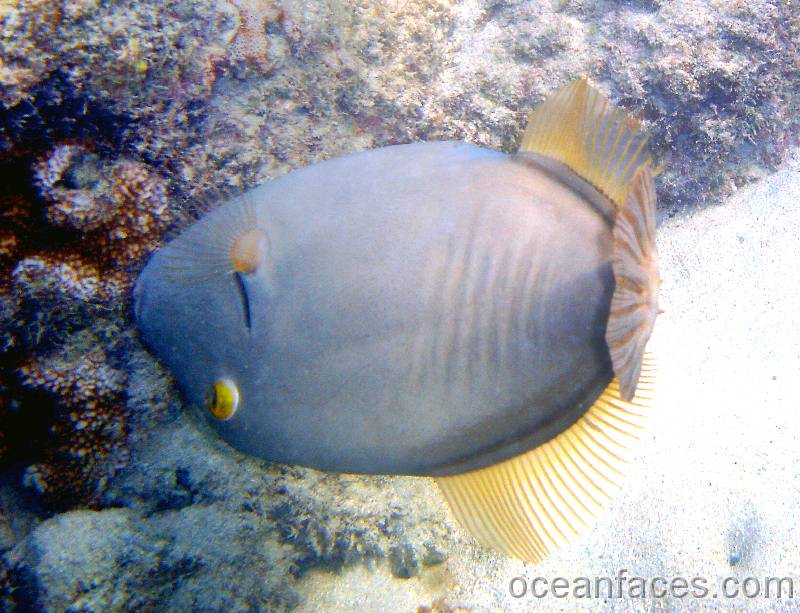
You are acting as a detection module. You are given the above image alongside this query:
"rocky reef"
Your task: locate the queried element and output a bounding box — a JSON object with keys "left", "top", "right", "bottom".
{"left": 0, "top": 0, "right": 798, "bottom": 610}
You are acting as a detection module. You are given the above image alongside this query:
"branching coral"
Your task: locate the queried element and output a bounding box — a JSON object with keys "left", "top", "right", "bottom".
{"left": 104, "top": 159, "right": 171, "bottom": 266}
{"left": 0, "top": 193, "right": 32, "bottom": 292}
{"left": 0, "top": 143, "right": 171, "bottom": 507}
{"left": 0, "top": 0, "right": 797, "bottom": 608}
{"left": 0, "top": 374, "right": 9, "bottom": 461}
{"left": 22, "top": 143, "right": 171, "bottom": 303}
{"left": 12, "top": 253, "right": 121, "bottom": 306}
{"left": 17, "top": 343, "right": 128, "bottom": 506}
{"left": 34, "top": 144, "right": 106, "bottom": 231}
{"left": 0, "top": 0, "right": 63, "bottom": 109}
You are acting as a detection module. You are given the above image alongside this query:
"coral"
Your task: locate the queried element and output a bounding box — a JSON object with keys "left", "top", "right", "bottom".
{"left": 0, "top": 0, "right": 227, "bottom": 114}
{"left": 0, "top": 0, "right": 232, "bottom": 201}
{"left": 3, "top": 142, "right": 171, "bottom": 304}
{"left": 0, "top": 0, "right": 178, "bottom": 521}
{"left": 598, "top": 0, "right": 800, "bottom": 209}
{"left": 103, "top": 159, "right": 171, "bottom": 266}
{"left": 1, "top": 0, "right": 797, "bottom": 207}
{"left": 0, "top": 565, "right": 10, "bottom": 613}
{"left": 0, "top": 0, "right": 799, "bottom": 609}
{"left": 17, "top": 342, "right": 128, "bottom": 506}
{"left": 0, "top": 146, "right": 163, "bottom": 509}
{"left": 18, "top": 348, "right": 125, "bottom": 405}
{"left": 228, "top": 0, "right": 282, "bottom": 72}
{"left": 0, "top": 373, "right": 9, "bottom": 460}
{"left": 0, "top": 401, "right": 459, "bottom": 610}
{"left": 23, "top": 143, "right": 171, "bottom": 303}
{"left": 0, "top": 193, "right": 32, "bottom": 291}
{"left": 13, "top": 254, "right": 125, "bottom": 306}
{"left": 0, "top": 0, "right": 63, "bottom": 109}
{"left": 195, "top": 0, "right": 799, "bottom": 210}
{"left": 5, "top": 509, "right": 164, "bottom": 612}
{"left": 34, "top": 144, "right": 106, "bottom": 231}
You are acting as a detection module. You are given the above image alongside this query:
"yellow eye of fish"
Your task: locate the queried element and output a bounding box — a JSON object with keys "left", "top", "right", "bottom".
{"left": 205, "top": 379, "right": 240, "bottom": 420}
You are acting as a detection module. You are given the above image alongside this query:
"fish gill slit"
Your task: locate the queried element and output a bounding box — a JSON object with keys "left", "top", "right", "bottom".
{"left": 233, "top": 272, "right": 252, "bottom": 334}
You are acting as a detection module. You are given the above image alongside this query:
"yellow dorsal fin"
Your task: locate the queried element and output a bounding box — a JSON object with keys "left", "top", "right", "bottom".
{"left": 436, "top": 355, "right": 655, "bottom": 564}
{"left": 519, "top": 78, "right": 653, "bottom": 210}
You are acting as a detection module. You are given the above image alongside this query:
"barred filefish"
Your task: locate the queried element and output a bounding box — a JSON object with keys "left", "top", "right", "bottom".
{"left": 134, "top": 79, "right": 661, "bottom": 563}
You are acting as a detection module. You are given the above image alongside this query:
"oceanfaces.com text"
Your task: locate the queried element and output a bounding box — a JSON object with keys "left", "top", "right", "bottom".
{"left": 509, "top": 570, "right": 796, "bottom": 600}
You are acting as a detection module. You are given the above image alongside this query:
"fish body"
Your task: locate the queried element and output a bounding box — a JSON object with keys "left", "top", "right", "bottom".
{"left": 135, "top": 80, "right": 661, "bottom": 563}
{"left": 136, "top": 142, "right": 615, "bottom": 475}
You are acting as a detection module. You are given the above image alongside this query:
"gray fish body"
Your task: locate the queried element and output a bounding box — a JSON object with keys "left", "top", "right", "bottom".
{"left": 135, "top": 141, "right": 615, "bottom": 476}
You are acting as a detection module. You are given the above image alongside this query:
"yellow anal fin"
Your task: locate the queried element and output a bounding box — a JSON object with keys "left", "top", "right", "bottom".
{"left": 606, "top": 168, "right": 660, "bottom": 401}
{"left": 519, "top": 78, "right": 653, "bottom": 210}
{"left": 436, "top": 356, "right": 655, "bottom": 564}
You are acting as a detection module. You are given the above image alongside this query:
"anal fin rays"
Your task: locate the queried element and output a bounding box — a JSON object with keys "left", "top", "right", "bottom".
{"left": 436, "top": 353, "right": 655, "bottom": 564}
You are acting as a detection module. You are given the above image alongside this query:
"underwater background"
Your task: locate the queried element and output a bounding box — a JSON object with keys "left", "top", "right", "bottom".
{"left": 0, "top": 0, "right": 798, "bottom": 611}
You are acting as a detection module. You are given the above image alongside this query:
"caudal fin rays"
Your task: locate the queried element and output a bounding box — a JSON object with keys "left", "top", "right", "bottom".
{"left": 521, "top": 78, "right": 660, "bottom": 400}
{"left": 606, "top": 168, "right": 660, "bottom": 400}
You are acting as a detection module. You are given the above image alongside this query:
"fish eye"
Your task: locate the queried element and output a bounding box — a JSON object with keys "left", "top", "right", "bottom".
{"left": 205, "top": 378, "right": 240, "bottom": 421}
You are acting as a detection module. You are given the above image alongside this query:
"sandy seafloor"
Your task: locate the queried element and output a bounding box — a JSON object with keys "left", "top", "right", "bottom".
{"left": 291, "top": 150, "right": 800, "bottom": 612}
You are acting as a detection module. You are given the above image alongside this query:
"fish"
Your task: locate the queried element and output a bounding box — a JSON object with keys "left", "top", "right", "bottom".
{"left": 134, "top": 79, "right": 660, "bottom": 563}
